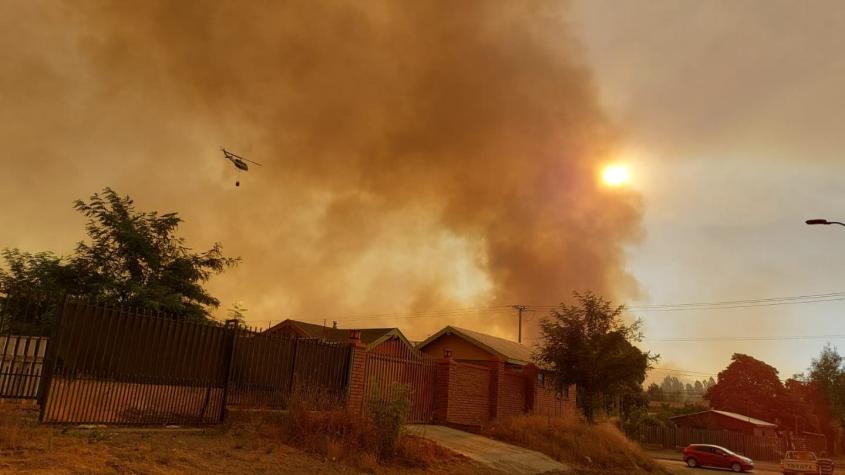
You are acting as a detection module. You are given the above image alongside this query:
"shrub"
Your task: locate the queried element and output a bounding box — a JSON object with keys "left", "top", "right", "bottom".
{"left": 366, "top": 382, "right": 410, "bottom": 459}
{"left": 250, "top": 381, "right": 415, "bottom": 469}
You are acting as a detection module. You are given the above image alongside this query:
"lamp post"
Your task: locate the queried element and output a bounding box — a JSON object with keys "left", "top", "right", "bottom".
{"left": 806, "top": 219, "right": 845, "bottom": 227}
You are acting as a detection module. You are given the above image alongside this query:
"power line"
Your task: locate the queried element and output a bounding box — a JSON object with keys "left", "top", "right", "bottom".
{"left": 525, "top": 291, "right": 845, "bottom": 312}
{"left": 650, "top": 367, "right": 718, "bottom": 377}
{"left": 645, "top": 334, "right": 845, "bottom": 342}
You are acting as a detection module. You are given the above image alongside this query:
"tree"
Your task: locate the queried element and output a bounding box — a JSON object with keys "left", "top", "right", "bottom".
{"left": 536, "top": 291, "right": 658, "bottom": 421}
{"left": 704, "top": 353, "right": 800, "bottom": 429}
{"left": 227, "top": 302, "right": 248, "bottom": 327}
{"left": 0, "top": 188, "right": 238, "bottom": 323}
{"left": 808, "top": 345, "right": 845, "bottom": 453}
{"left": 646, "top": 383, "right": 665, "bottom": 402}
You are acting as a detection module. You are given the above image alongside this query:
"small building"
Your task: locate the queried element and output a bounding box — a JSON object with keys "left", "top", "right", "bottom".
{"left": 266, "top": 319, "right": 414, "bottom": 355}
{"left": 415, "top": 325, "right": 534, "bottom": 369}
{"left": 670, "top": 410, "right": 779, "bottom": 437}
{"left": 416, "top": 325, "right": 576, "bottom": 419}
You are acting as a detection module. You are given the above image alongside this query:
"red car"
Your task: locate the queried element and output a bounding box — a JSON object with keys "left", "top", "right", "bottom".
{"left": 682, "top": 444, "right": 755, "bottom": 472}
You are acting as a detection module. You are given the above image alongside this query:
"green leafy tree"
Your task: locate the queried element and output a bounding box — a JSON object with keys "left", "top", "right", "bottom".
{"left": 704, "top": 353, "right": 804, "bottom": 430}
{"left": 536, "top": 291, "right": 658, "bottom": 421}
{"left": 0, "top": 188, "right": 238, "bottom": 323}
{"left": 646, "top": 383, "right": 665, "bottom": 402}
{"left": 808, "top": 345, "right": 845, "bottom": 453}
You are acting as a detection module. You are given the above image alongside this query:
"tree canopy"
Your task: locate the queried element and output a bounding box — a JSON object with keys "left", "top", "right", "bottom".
{"left": 535, "top": 291, "right": 658, "bottom": 421}
{"left": 704, "top": 353, "right": 804, "bottom": 430}
{"left": 0, "top": 188, "right": 238, "bottom": 324}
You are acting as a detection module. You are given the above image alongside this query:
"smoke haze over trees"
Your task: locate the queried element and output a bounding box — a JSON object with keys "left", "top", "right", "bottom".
{"left": 0, "top": 1, "right": 643, "bottom": 338}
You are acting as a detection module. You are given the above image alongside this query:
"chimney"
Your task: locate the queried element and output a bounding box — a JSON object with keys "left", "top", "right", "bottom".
{"left": 332, "top": 321, "right": 337, "bottom": 329}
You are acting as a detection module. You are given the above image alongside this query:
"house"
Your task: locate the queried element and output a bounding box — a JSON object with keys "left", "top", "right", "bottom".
{"left": 416, "top": 325, "right": 576, "bottom": 422}
{"left": 415, "top": 325, "right": 535, "bottom": 368}
{"left": 670, "top": 410, "right": 779, "bottom": 437}
{"left": 266, "top": 319, "right": 414, "bottom": 355}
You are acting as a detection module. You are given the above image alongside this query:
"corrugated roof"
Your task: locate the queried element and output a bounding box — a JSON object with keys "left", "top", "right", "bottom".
{"left": 416, "top": 325, "right": 535, "bottom": 365}
{"left": 670, "top": 409, "right": 777, "bottom": 428}
{"left": 710, "top": 410, "right": 778, "bottom": 427}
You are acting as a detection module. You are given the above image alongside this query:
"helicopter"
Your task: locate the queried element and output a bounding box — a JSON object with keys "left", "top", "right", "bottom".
{"left": 221, "top": 148, "right": 262, "bottom": 187}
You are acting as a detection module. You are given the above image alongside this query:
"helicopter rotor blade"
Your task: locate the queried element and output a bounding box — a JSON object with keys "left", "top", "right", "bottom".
{"left": 242, "top": 158, "right": 263, "bottom": 166}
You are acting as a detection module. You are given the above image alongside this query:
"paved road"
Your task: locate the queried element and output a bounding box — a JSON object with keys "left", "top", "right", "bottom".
{"left": 407, "top": 424, "right": 570, "bottom": 474}
{"left": 655, "top": 455, "right": 845, "bottom": 474}
{"left": 657, "top": 458, "right": 781, "bottom": 474}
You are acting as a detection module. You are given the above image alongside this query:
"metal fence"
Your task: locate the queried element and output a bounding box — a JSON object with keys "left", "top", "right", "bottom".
{"left": 0, "top": 335, "right": 47, "bottom": 399}
{"left": 0, "top": 290, "right": 57, "bottom": 399}
{"left": 634, "top": 423, "right": 827, "bottom": 461}
{"left": 362, "top": 343, "right": 437, "bottom": 423}
{"left": 39, "top": 298, "right": 233, "bottom": 424}
{"left": 227, "top": 327, "right": 351, "bottom": 409}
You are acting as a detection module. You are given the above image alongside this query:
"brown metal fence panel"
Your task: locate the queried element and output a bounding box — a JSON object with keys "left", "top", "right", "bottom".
{"left": 635, "top": 423, "right": 789, "bottom": 461}
{"left": 362, "top": 342, "right": 436, "bottom": 423}
{"left": 40, "top": 299, "right": 232, "bottom": 425}
{"left": 227, "top": 327, "right": 351, "bottom": 409}
{"left": 0, "top": 335, "right": 47, "bottom": 399}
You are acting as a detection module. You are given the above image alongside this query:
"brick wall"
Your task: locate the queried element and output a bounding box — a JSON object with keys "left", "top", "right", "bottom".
{"left": 499, "top": 369, "right": 527, "bottom": 417}
{"left": 449, "top": 362, "right": 492, "bottom": 426}
{"left": 533, "top": 379, "right": 577, "bottom": 418}
{"left": 345, "top": 331, "right": 367, "bottom": 416}
{"left": 349, "top": 345, "right": 577, "bottom": 426}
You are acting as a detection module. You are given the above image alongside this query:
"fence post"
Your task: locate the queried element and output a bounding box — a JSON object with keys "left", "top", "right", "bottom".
{"left": 523, "top": 363, "right": 537, "bottom": 414}
{"left": 433, "top": 349, "right": 453, "bottom": 424}
{"left": 37, "top": 294, "right": 67, "bottom": 422}
{"left": 345, "top": 330, "right": 366, "bottom": 416}
{"left": 220, "top": 319, "right": 239, "bottom": 422}
{"left": 488, "top": 357, "right": 505, "bottom": 420}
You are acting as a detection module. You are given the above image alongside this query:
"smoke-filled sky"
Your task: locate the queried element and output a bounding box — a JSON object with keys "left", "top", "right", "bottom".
{"left": 1, "top": 1, "right": 843, "bottom": 381}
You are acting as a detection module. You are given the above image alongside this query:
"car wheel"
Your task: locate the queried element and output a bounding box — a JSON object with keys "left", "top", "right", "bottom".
{"left": 730, "top": 462, "right": 742, "bottom": 472}
{"left": 686, "top": 458, "right": 698, "bottom": 468}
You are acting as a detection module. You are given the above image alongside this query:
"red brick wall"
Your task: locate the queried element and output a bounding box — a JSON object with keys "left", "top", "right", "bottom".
{"left": 533, "top": 379, "right": 576, "bottom": 418}
{"left": 445, "top": 362, "right": 492, "bottom": 426}
{"left": 499, "top": 370, "right": 527, "bottom": 417}
{"left": 350, "top": 351, "right": 578, "bottom": 426}
{"left": 345, "top": 339, "right": 367, "bottom": 416}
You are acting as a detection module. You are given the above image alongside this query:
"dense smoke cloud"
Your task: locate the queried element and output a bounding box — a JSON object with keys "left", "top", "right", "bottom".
{"left": 0, "top": 1, "right": 642, "bottom": 340}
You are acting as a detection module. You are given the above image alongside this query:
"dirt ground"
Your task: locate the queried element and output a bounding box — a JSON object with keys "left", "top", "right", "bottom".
{"left": 0, "top": 403, "right": 497, "bottom": 474}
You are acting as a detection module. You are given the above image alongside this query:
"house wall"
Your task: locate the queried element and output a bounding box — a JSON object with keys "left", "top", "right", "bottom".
{"left": 499, "top": 369, "right": 527, "bottom": 416}
{"left": 266, "top": 323, "right": 306, "bottom": 338}
{"left": 348, "top": 332, "right": 578, "bottom": 427}
{"left": 419, "top": 334, "right": 495, "bottom": 362}
{"left": 368, "top": 337, "right": 413, "bottom": 357}
{"left": 441, "top": 362, "right": 492, "bottom": 426}
{"left": 533, "top": 379, "right": 577, "bottom": 418}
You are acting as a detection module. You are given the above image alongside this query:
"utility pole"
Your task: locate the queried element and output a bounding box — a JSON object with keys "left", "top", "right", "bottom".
{"left": 512, "top": 305, "right": 527, "bottom": 343}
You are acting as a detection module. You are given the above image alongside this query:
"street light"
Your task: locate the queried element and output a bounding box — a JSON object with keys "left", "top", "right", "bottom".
{"left": 805, "top": 218, "right": 845, "bottom": 227}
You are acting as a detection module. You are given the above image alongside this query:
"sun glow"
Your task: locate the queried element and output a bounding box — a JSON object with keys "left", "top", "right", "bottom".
{"left": 601, "top": 164, "right": 630, "bottom": 187}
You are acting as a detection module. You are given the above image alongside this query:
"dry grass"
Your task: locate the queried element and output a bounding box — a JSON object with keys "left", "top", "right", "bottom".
{"left": 482, "top": 413, "right": 667, "bottom": 474}
{"left": 1, "top": 400, "right": 484, "bottom": 474}
{"left": 0, "top": 400, "right": 45, "bottom": 451}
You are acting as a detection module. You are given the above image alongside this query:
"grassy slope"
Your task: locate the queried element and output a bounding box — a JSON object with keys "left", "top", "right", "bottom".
{"left": 482, "top": 413, "right": 669, "bottom": 474}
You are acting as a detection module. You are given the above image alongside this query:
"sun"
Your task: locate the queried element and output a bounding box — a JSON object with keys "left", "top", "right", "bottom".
{"left": 601, "top": 164, "right": 630, "bottom": 187}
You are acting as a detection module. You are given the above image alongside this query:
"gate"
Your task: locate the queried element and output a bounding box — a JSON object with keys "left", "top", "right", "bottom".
{"left": 362, "top": 344, "right": 436, "bottom": 423}
{"left": 0, "top": 291, "right": 55, "bottom": 399}
{"left": 39, "top": 298, "right": 232, "bottom": 424}
{"left": 227, "top": 327, "right": 351, "bottom": 408}
{"left": 0, "top": 335, "right": 47, "bottom": 399}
